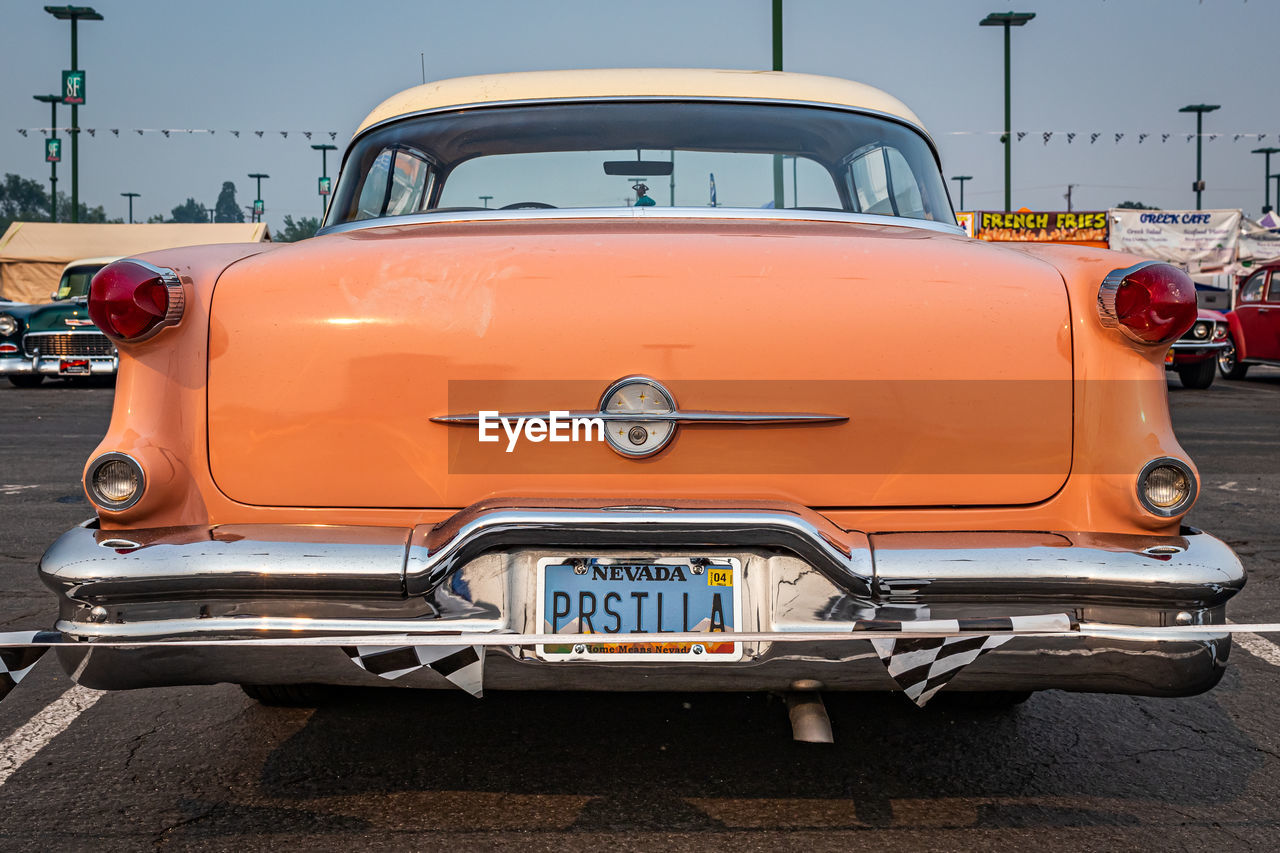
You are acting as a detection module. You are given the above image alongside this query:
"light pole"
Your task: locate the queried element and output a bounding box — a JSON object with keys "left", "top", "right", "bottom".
{"left": 1179, "top": 104, "right": 1220, "bottom": 211}
{"left": 1064, "top": 183, "right": 1077, "bottom": 212}
{"left": 33, "top": 94, "right": 61, "bottom": 221}
{"left": 950, "top": 175, "right": 972, "bottom": 210}
{"left": 479, "top": 195, "right": 493, "bottom": 208}
{"left": 120, "top": 191, "right": 139, "bottom": 223}
{"left": 248, "top": 173, "right": 269, "bottom": 222}
{"left": 1251, "top": 147, "right": 1280, "bottom": 214}
{"left": 771, "top": 0, "right": 785, "bottom": 209}
{"left": 311, "top": 143, "right": 336, "bottom": 219}
{"left": 45, "top": 5, "right": 103, "bottom": 223}
{"left": 980, "top": 11, "right": 1035, "bottom": 212}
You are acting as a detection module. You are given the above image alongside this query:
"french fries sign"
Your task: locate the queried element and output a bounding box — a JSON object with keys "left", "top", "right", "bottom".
{"left": 977, "top": 210, "right": 1108, "bottom": 243}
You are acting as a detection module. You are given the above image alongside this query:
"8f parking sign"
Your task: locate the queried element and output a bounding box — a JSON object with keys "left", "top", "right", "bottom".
{"left": 62, "top": 70, "right": 85, "bottom": 104}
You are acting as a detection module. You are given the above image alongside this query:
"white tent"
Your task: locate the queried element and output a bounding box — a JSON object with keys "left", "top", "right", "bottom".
{"left": 0, "top": 221, "right": 271, "bottom": 303}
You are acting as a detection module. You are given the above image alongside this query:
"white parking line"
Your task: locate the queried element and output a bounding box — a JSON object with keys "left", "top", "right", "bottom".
{"left": 1233, "top": 631, "right": 1280, "bottom": 667}
{"left": 0, "top": 685, "right": 103, "bottom": 787}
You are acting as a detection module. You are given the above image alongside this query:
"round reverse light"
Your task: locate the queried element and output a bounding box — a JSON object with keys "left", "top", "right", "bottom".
{"left": 1137, "top": 457, "right": 1196, "bottom": 517}
{"left": 600, "top": 377, "right": 677, "bottom": 458}
{"left": 0, "top": 314, "right": 18, "bottom": 337}
{"left": 86, "top": 452, "right": 145, "bottom": 510}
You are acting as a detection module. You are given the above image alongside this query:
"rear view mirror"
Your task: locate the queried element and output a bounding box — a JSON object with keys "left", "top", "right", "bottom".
{"left": 603, "top": 160, "right": 673, "bottom": 177}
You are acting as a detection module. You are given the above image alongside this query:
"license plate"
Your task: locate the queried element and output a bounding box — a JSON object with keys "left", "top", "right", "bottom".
{"left": 59, "top": 358, "right": 90, "bottom": 375}
{"left": 536, "top": 557, "right": 741, "bottom": 661}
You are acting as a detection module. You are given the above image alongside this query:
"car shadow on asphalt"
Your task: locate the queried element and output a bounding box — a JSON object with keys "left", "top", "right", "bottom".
{"left": 243, "top": 674, "right": 1261, "bottom": 833}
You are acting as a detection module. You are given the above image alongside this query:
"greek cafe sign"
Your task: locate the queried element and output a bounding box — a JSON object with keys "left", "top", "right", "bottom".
{"left": 1108, "top": 209, "right": 1241, "bottom": 269}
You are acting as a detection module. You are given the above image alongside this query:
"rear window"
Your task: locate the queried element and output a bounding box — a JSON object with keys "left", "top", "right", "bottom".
{"left": 328, "top": 101, "right": 953, "bottom": 226}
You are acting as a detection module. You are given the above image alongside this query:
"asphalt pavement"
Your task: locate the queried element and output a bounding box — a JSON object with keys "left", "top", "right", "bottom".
{"left": 1, "top": 370, "right": 1278, "bottom": 851}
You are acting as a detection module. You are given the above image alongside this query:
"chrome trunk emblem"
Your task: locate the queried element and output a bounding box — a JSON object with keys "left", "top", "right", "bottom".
{"left": 431, "top": 376, "right": 847, "bottom": 458}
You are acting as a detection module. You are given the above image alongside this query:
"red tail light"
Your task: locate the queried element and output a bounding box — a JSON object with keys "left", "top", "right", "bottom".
{"left": 1097, "top": 261, "right": 1197, "bottom": 344}
{"left": 88, "top": 260, "right": 185, "bottom": 342}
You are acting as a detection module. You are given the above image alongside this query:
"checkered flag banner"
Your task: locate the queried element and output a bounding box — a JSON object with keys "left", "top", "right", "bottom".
{"left": 864, "top": 614, "right": 1076, "bottom": 707}
{"left": 0, "top": 631, "right": 60, "bottom": 703}
{"left": 342, "top": 644, "right": 485, "bottom": 697}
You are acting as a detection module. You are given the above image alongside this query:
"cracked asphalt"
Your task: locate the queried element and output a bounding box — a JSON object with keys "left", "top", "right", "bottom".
{"left": 0, "top": 369, "right": 1278, "bottom": 851}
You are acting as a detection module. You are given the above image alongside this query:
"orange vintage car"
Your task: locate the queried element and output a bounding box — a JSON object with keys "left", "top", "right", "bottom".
{"left": 33, "top": 70, "right": 1243, "bottom": 720}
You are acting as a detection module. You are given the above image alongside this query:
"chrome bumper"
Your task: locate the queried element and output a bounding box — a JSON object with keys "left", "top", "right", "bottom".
{"left": 38, "top": 503, "right": 1246, "bottom": 696}
{"left": 1169, "top": 340, "right": 1229, "bottom": 352}
{"left": 0, "top": 355, "right": 117, "bottom": 376}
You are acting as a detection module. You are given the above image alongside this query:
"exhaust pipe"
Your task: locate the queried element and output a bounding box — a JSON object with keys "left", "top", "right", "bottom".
{"left": 785, "top": 692, "right": 833, "bottom": 743}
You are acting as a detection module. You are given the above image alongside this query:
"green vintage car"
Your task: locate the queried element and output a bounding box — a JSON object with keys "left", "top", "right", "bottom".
{"left": 0, "top": 257, "right": 118, "bottom": 387}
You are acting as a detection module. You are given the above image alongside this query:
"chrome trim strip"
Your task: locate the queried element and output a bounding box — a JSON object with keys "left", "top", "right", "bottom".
{"left": 431, "top": 410, "right": 847, "bottom": 425}
{"left": 22, "top": 331, "right": 111, "bottom": 337}
{"left": 1170, "top": 340, "right": 1229, "bottom": 351}
{"left": 317, "top": 206, "right": 966, "bottom": 238}
{"left": 44, "top": 622, "right": 1244, "bottom": 645}
{"left": 434, "top": 375, "right": 847, "bottom": 458}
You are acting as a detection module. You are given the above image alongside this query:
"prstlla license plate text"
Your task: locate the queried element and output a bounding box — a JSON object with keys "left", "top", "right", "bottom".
{"left": 536, "top": 557, "right": 741, "bottom": 661}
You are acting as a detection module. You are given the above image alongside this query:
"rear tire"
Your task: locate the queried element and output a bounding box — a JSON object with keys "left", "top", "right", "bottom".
{"left": 1177, "top": 359, "right": 1217, "bottom": 389}
{"left": 1219, "top": 335, "right": 1249, "bottom": 380}
{"left": 7, "top": 375, "right": 43, "bottom": 388}
{"left": 240, "top": 683, "right": 334, "bottom": 707}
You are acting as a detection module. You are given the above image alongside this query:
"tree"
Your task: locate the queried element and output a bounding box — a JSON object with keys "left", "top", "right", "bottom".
{"left": 1116, "top": 200, "right": 1160, "bottom": 210}
{"left": 51, "top": 191, "right": 111, "bottom": 223}
{"left": 273, "top": 215, "right": 320, "bottom": 242}
{"left": 214, "top": 181, "right": 244, "bottom": 223}
{"left": 170, "top": 197, "right": 208, "bottom": 223}
{"left": 0, "top": 173, "right": 51, "bottom": 232}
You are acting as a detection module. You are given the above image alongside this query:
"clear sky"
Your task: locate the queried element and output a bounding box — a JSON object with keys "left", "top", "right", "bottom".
{"left": 2, "top": 0, "right": 1278, "bottom": 228}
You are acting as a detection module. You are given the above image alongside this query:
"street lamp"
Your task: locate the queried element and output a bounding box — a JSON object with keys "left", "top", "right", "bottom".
{"left": 44, "top": 5, "right": 103, "bottom": 223}
{"left": 33, "top": 94, "right": 61, "bottom": 221}
{"left": 479, "top": 195, "right": 493, "bottom": 208}
{"left": 120, "top": 191, "right": 139, "bottom": 223}
{"left": 247, "top": 173, "right": 269, "bottom": 222}
{"left": 1251, "top": 147, "right": 1280, "bottom": 214}
{"left": 311, "top": 143, "right": 336, "bottom": 219}
{"left": 1179, "top": 104, "right": 1220, "bottom": 211}
{"left": 950, "top": 175, "right": 972, "bottom": 210}
{"left": 979, "top": 11, "right": 1035, "bottom": 212}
